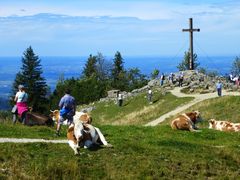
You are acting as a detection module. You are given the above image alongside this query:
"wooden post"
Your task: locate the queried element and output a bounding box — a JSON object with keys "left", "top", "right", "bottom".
{"left": 182, "top": 18, "right": 200, "bottom": 70}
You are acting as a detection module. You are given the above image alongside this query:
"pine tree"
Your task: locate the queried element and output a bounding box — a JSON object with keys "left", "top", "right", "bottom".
{"left": 127, "top": 68, "right": 148, "bottom": 91}
{"left": 177, "top": 50, "right": 199, "bottom": 71}
{"left": 82, "top": 54, "right": 97, "bottom": 78}
{"left": 111, "top": 51, "right": 127, "bottom": 90}
{"left": 11, "top": 46, "right": 49, "bottom": 113}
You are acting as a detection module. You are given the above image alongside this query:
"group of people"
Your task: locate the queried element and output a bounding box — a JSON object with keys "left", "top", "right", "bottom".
{"left": 12, "top": 84, "right": 76, "bottom": 136}
{"left": 159, "top": 72, "right": 184, "bottom": 87}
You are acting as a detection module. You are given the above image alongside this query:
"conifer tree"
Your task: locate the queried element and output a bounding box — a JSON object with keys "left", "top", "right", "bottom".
{"left": 177, "top": 50, "right": 199, "bottom": 71}
{"left": 11, "top": 46, "right": 48, "bottom": 113}
{"left": 82, "top": 54, "right": 97, "bottom": 78}
{"left": 127, "top": 68, "right": 148, "bottom": 91}
{"left": 111, "top": 51, "right": 127, "bottom": 90}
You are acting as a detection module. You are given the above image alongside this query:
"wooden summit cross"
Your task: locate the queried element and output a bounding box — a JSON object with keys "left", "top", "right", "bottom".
{"left": 182, "top": 18, "right": 200, "bottom": 70}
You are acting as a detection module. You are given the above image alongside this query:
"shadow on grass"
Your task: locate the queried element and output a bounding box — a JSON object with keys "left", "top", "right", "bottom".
{"left": 153, "top": 99, "right": 159, "bottom": 104}
{"left": 88, "top": 144, "right": 104, "bottom": 151}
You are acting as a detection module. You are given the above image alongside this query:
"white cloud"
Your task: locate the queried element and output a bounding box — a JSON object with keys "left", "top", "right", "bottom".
{"left": 0, "top": 1, "right": 240, "bottom": 56}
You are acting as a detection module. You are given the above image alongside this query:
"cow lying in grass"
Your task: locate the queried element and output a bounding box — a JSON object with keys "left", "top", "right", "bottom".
{"left": 24, "top": 112, "right": 54, "bottom": 126}
{"left": 209, "top": 119, "right": 240, "bottom": 132}
{"left": 50, "top": 110, "right": 92, "bottom": 125}
{"left": 50, "top": 110, "right": 111, "bottom": 154}
{"left": 67, "top": 121, "right": 112, "bottom": 155}
{"left": 171, "top": 110, "right": 202, "bottom": 132}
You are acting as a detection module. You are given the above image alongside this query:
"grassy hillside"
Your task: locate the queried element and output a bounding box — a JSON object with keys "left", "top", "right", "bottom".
{"left": 0, "top": 93, "right": 240, "bottom": 179}
{"left": 89, "top": 91, "right": 193, "bottom": 125}
{"left": 0, "top": 124, "right": 239, "bottom": 179}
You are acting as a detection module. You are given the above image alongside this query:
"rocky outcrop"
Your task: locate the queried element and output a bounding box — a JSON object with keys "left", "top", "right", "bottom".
{"left": 99, "top": 70, "right": 240, "bottom": 103}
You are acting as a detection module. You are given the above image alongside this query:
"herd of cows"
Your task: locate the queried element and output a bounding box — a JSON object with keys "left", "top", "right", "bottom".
{"left": 50, "top": 109, "right": 240, "bottom": 155}
{"left": 171, "top": 110, "right": 240, "bottom": 132}
{"left": 13, "top": 109, "right": 240, "bottom": 155}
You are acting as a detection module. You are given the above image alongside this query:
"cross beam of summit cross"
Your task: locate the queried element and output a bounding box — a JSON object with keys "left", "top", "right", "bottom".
{"left": 182, "top": 18, "right": 200, "bottom": 70}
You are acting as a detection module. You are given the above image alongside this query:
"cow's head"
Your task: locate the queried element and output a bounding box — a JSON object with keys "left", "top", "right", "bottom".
{"left": 208, "top": 119, "right": 216, "bottom": 129}
{"left": 73, "top": 122, "right": 84, "bottom": 146}
{"left": 194, "top": 110, "right": 200, "bottom": 118}
{"left": 193, "top": 110, "right": 202, "bottom": 123}
{"left": 79, "top": 113, "right": 92, "bottom": 124}
{"left": 50, "top": 110, "right": 60, "bottom": 123}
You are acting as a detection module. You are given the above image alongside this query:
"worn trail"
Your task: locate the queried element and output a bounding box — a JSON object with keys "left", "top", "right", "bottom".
{"left": 145, "top": 87, "right": 240, "bottom": 126}
{"left": 0, "top": 138, "right": 67, "bottom": 143}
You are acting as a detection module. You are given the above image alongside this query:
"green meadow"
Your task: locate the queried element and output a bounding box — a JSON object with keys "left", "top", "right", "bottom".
{"left": 0, "top": 93, "right": 240, "bottom": 179}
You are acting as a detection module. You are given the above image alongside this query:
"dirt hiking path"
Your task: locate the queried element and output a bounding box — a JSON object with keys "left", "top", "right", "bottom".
{"left": 0, "top": 138, "right": 67, "bottom": 143}
{"left": 145, "top": 87, "right": 240, "bottom": 126}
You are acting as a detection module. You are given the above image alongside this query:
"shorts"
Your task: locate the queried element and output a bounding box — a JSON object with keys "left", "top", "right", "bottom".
{"left": 59, "top": 114, "right": 73, "bottom": 125}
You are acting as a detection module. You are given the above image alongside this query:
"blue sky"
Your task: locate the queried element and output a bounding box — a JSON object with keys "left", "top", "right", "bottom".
{"left": 0, "top": 0, "right": 239, "bottom": 56}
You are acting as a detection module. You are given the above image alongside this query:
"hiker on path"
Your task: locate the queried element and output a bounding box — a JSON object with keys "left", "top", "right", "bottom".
{"left": 178, "top": 72, "right": 184, "bottom": 87}
{"left": 160, "top": 73, "right": 165, "bottom": 86}
{"left": 147, "top": 87, "right": 153, "bottom": 104}
{"left": 56, "top": 88, "right": 76, "bottom": 136}
{"left": 216, "top": 80, "right": 223, "bottom": 97}
{"left": 169, "top": 72, "right": 174, "bottom": 84}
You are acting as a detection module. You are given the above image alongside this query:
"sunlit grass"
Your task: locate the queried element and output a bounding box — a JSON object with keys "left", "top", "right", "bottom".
{"left": 0, "top": 125, "right": 239, "bottom": 179}
{"left": 1, "top": 93, "right": 240, "bottom": 179}
{"left": 90, "top": 92, "right": 193, "bottom": 125}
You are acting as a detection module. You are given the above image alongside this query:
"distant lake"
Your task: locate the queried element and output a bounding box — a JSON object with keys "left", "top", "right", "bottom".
{"left": 0, "top": 55, "right": 235, "bottom": 109}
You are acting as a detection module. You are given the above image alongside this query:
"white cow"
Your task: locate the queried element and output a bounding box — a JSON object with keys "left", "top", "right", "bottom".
{"left": 67, "top": 121, "right": 112, "bottom": 155}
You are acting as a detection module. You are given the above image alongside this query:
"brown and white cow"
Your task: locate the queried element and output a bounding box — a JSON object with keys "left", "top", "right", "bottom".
{"left": 171, "top": 111, "right": 202, "bottom": 131}
{"left": 67, "top": 121, "right": 112, "bottom": 155}
{"left": 50, "top": 110, "right": 92, "bottom": 125}
{"left": 209, "top": 119, "right": 240, "bottom": 132}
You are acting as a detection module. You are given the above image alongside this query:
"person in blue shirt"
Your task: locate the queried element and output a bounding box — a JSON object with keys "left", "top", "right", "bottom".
{"left": 56, "top": 88, "right": 76, "bottom": 136}
{"left": 216, "top": 80, "right": 223, "bottom": 97}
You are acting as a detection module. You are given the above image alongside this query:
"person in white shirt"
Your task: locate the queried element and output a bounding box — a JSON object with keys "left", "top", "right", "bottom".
{"left": 117, "top": 92, "right": 123, "bottom": 107}
{"left": 13, "top": 85, "right": 28, "bottom": 124}
{"left": 147, "top": 87, "right": 153, "bottom": 104}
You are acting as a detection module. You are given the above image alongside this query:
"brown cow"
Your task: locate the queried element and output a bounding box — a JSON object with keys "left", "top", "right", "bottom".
{"left": 171, "top": 111, "right": 202, "bottom": 132}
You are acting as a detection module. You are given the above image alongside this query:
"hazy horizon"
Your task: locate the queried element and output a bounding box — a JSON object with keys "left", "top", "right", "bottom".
{"left": 0, "top": 1, "right": 240, "bottom": 57}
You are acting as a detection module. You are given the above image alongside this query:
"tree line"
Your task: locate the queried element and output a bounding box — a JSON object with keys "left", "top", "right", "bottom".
{"left": 11, "top": 46, "right": 240, "bottom": 114}
{"left": 11, "top": 47, "right": 148, "bottom": 113}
